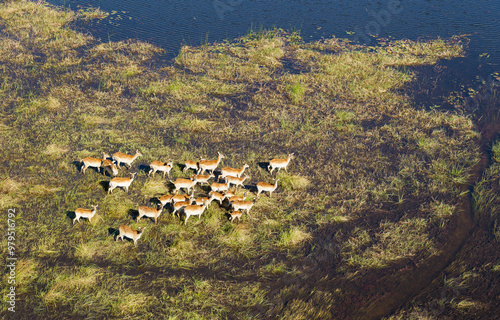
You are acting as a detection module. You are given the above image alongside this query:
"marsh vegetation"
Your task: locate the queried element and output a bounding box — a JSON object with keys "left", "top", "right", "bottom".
{"left": 0, "top": 1, "right": 498, "bottom": 319}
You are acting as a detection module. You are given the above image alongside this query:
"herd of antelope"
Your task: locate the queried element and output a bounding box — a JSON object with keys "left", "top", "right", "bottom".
{"left": 74, "top": 150, "right": 294, "bottom": 246}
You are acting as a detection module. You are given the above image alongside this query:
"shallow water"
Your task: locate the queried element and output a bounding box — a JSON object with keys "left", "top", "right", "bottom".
{"left": 48, "top": 0, "right": 499, "bottom": 95}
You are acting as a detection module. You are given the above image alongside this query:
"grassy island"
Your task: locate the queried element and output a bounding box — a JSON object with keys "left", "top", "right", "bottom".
{"left": 0, "top": 1, "right": 498, "bottom": 319}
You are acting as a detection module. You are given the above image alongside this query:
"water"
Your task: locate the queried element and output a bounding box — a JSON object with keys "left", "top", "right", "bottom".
{"left": 48, "top": 0, "right": 500, "bottom": 95}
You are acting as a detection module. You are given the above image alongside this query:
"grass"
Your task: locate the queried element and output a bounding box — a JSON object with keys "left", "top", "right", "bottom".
{"left": 278, "top": 227, "right": 311, "bottom": 247}
{"left": 388, "top": 140, "right": 500, "bottom": 318}
{"left": 0, "top": 1, "right": 495, "bottom": 319}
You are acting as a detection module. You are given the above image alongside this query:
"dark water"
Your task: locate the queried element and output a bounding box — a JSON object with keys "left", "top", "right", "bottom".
{"left": 48, "top": 0, "right": 500, "bottom": 97}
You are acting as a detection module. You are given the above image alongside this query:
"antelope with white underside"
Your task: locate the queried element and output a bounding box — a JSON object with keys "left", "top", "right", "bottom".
{"left": 219, "top": 164, "right": 249, "bottom": 181}
{"left": 101, "top": 153, "right": 118, "bottom": 176}
{"left": 193, "top": 173, "right": 215, "bottom": 185}
{"left": 73, "top": 205, "right": 98, "bottom": 225}
{"left": 170, "top": 178, "right": 196, "bottom": 194}
{"left": 268, "top": 153, "right": 294, "bottom": 174}
{"left": 108, "top": 172, "right": 137, "bottom": 193}
{"left": 80, "top": 153, "right": 107, "bottom": 174}
{"left": 172, "top": 199, "right": 192, "bottom": 217}
{"left": 198, "top": 152, "right": 225, "bottom": 174}
{"left": 171, "top": 192, "right": 193, "bottom": 204}
{"left": 208, "top": 191, "right": 225, "bottom": 205}
{"left": 256, "top": 179, "right": 280, "bottom": 198}
{"left": 194, "top": 193, "right": 216, "bottom": 206}
{"left": 183, "top": 159, "right": 199, "bottom": 173}
{"left": 229, "top": 211, "right": 242, "bottom": 223}
{"left": 210, "top": 181, "right": 230, "bottom": 193}
{"left": 137, "top": 204, "right": 163, "bottom": 224}
{"left": 116, "top": 225, "right": 145, "bottom": 246}
{"left": 112, "top": 150, "right": 142, "bottom": 169}
{"left": 226, "top": 191, "right": 248, "bottom": 203}
{"left": 158, "top": 194, "right": 173, "bottom": 208}
{"left": 225, "top": 175, "right": 249, "bottom": 189}
{"left": 183, "top": 201, "right": 209, "bottom": 225}
{"left": 231, "top": 198, "right": 258, "bottom": 217}
{"left": 149, "top": 160, "right": 173, "bottom": 178}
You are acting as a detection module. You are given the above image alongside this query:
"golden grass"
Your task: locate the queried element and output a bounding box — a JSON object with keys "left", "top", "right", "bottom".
{"left": 44, "top": 143, "right": 70, "bottom": 158}
{"left": 0, "top": 178, "right": 22, "bottom": 194}
{"left": 278, "top": 173, "right": 310, "bottom": 191}
{"left": 141, "top": 179, "right": 170, "bottom": 199}
{"left": 278, "top": 227, "right": 311, "bottom": 247}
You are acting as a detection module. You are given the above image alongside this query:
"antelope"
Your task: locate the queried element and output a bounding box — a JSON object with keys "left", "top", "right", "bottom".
{"left": 137, "top": 204, "right": 163, "bottom": 224}
{"left": 149, "top": 160, "right": 173, "bottom": 178}
{"left": 210, "top": 181, "right": 230, "bottom": 193}
{"left": 227, "top": 191, "right": 248, "bottom": 203}
{"left": 158, "top": 194, "right": 173, "bottom": 208}
{"left": 219, "top": 164, "right": 249, "bottom": 181}
{"left": 116, "top": 225, "right": 145, "bottom": 246}
{"left": 256, "top": 179, "right": 280, "bottom": 198}
{"left": 80, "top": 153, "right": 107, "bottom": 174}
{"left": 223, "top": 190, "right": 236, "bottom": 199}
{"left": 192, "top": 173, "right": 215, "bottom": 185}
{"left": 225, "top": 175, "right": 249, "bottom": 189}
{"left": 170, "top": 178, "right": 196, "bottom": 194}
{"left": 231, "top": 198, "right": 258, "bottom": 217}
{"left": 108, "top": 172, "right": 137, "bottom": 193}
{"left": 194, "top": 193, "right": 216, "bottom": 206}
{"left": 183, "top": 201, "right": 209, "bottom": 225}
{"left": 171, "top": 193, "right": 192, "bottom": 204}
{"left": 198, "top": 152, "right": 225, "bottom": 174}
{"left": 172, "top": 199, "right": 192, "bottom": 217}
{"left": 101, "top": 153, "right": 118, "bottom": 176}
{"left": 268, "top": 153, "right": 294, "bottom": 174}
{"left": 208, "top": 191, "right": 225, "bottom": 205}
{"left": 183, "top": 159, "right": 199, "bottom": 173}
{"left": 229, "top": 211, "right": 242, "bottom": 223}
{"left": 112, "top": 150, "right": 142, "bottom": 169}
{"left": 73, "top": 205, "right": 98, "bottom": 225}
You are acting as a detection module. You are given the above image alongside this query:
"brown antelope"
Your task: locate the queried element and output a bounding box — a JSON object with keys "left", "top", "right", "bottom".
{"left": 223, "top": 190, "right": 236, "bottom": 199}
{"left": 219, "top": 164, "right": 249, "bottom": 181}
{"left": 256, "top": 179, "right": 280, "bottom": 198}
{"left": 73, "top": 205, "right": 98, "bottom": 225}
{"left": 183, "top": 201, "right": 209, "bottom": 225}
{"left": 183, "top": 159, "right": 199, "bottom": 173}
{"left": 268, "top": 153, "right": 294, "bottom": 174}
{"left": 198, "top": 152, "right": 225, "bottom": 174}
{"left": 194, "top": 195, "right": 217, "bottom": 206}
{"left": 149, "top": 160, "right": 173, "bottom": 178}
{"left": 81, "top": 154, "right": 107, "bottom": 174}
{"left": 208, "top": 191, "right": 225, "bottom": 205}
{"left": 225, "top": 175, "right": 249, "bottom": 189}
{"left": 171, "top": 193, "right": 192, "bottom": 204}
{"left": 108, "top": 172, "right": 137, "bottom": 193}
{"left": 101, "top": 153, "right": 118, "bottom": 176}
{"left": 229, "top": 211, "right": 242, "bottom": 223}
{"left": 192, "top": 173, "right": 215, "bottom": 185}
{"left": 231, "top": 198, "right": 258, "bottom": 217}
{"left": 137, "top": 205, "right": 163, "bottom": 224}
{"left": 170, "top": 178, "right": 196, "bottom": 194}
{"left": 227, "top": 191, "right": 248, "bottom": 203}
{"left": 116, "top": 225, "right": 145, "bottom": 246}
{"left": 210, "top": 181, "right": 230, "bottom": 193}
{"left": 172, "top": 199, "right": 192, "bottom": 217}
{"left": 158, "top": 194, "right": 173, "bottom": 208}
{"left": 112, "top": 150, "right": 142, "bottom": 169}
